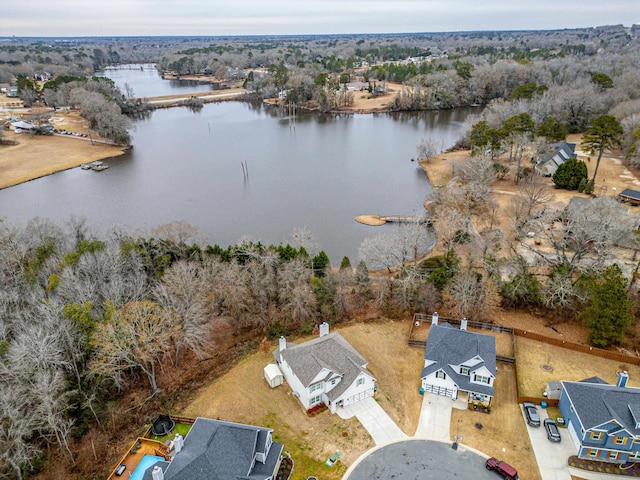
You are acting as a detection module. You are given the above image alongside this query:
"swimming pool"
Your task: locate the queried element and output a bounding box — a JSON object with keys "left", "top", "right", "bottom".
{"left": 129, "top": 455, "right": 165, "bottom": 480}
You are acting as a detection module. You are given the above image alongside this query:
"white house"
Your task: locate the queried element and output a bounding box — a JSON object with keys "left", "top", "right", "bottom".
{"left": 421, "top": 313, "right": 496, "bottom": 405}
{"left": 273, "top": 323, "right": 376, "bottom": 413}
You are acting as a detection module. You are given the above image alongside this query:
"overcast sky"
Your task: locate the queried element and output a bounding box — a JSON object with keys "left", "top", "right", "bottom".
{"left": 1, "top": 0, "right": 638, "bottom": 37}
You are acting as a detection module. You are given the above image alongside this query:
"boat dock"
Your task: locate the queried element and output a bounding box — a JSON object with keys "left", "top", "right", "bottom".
{"left": 355, "top": 215, "right": 431, "bottom": 226}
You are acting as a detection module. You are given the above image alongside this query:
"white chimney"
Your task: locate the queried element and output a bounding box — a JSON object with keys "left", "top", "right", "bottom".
{"left": 460, "top": 318, "right": 468, "bottom": 331}
{"left": 151, "top": 466, "right": 164, "bottom": 480}
{"left": 279, "top": 336, "right": 286, "bottom": 352}
{"left": 174, "top": 433, "right": 184, "bottom": 453}
{"left": 431, "top": 312, "right": 439, "bottom": 325}
{"left": 319, "top": 322, "right": 329, "bottom": 337}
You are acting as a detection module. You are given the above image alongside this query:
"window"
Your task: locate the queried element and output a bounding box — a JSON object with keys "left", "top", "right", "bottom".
{"left": 608, "top": 451, "right": 620, "bottom": 460}
{"left": 309, "top": 383, "right": 323, "bottom": 393}
{"left": 460, "top": 367, "right": 470, "bottom": 376}
{"left": 436, "top": 371, "right": 446, "bottom": 380}
{"left": 588, "top": 449, "right": 599, "bottom": 458}
{"left": 590, "top": 431, "right": 604, "bottom": 441}
{"left": 331, "top": 378, "right": 337, "bottom": 386}
{"left": 474, "top": 374, "right": 489, "bottom": 384}
{"left": 357, "top": 377, "right": 365, "bottom": 387}
{"left": 614, "top": 436, "right": 627, "bottom": 446}
{"left": 310, "top": 395, "right": 322, "bottom": 405}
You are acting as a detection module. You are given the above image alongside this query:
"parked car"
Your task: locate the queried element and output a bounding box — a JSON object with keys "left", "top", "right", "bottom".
{"left": 544, "top": 418, "right": 561, "bottom": 442}
{"left": 486, "top": 457, "right": 519, "bottom": 480}
{"left": 523, "top": 402, "right": 541, "bottom": 427}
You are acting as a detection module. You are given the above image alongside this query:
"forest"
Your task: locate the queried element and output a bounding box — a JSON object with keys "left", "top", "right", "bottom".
{"left": 1, "top": 24, "right": 640, "bottom": 479}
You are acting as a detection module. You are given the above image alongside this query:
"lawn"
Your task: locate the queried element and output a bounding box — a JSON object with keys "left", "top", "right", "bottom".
{"left": 450, "top": 364, "right": 542, "bottom": 480}
{"left": 515, "top": 336, "right": 640, "bottom": 397}
{"left": 148, "top": 422, "right": 192, "bottom": 444}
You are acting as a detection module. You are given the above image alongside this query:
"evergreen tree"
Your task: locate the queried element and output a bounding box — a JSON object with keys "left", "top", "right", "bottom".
{"left": 580, "top": 264, "right": 634, "bottom": 348}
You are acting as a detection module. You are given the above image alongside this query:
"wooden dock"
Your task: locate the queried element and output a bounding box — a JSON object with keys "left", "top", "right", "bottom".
{"left": 355, "top": 215, "right": 431, "bottom": 226}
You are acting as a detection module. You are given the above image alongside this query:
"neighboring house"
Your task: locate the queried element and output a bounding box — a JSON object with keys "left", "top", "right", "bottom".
{"left": 421, "top": 313, "right": 496, "bottom": 405}
{"left": 560, "top": 373, "right": 640, "bottom": 464}
{"left": 142, "top": 417, "right": 283, "bottom": 480}
{"left": 274, "top": 322, "right": 376, "bottom": 413}
{"left": 6, "top": 86, "right": 18, "bottom": 98}
{"left": 33, "top": 70, "right": 53, "bottom": 82}
{"left": 535, "top": 141, "right": 577, "bottom": 176}
{"left": 618, "top": 189, "right": 640, "bottom": 206}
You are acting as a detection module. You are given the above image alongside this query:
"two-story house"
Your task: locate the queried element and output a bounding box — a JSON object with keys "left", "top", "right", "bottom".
{"left": 274, "top": 323, "right": 376, "bottom": 413}
{"left": 421, "top": 313, "right": 496, "bottom": 405}
{"left": 140, "top": 417, "right": 283, "bottom": 480}
{"left": 560, "top": 373, "right": 640, "bottom": 463}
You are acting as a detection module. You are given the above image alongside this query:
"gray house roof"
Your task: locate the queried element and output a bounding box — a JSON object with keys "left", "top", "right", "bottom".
{"left": 421, "top": 323, "right": 496, "bottom": 397}
{"left": 535, "top": 141, "right": 577, "bottom": 176}
{"left": 274, "top": 332, "right": 372, "bottom": 401}
{"left": 160, "top": 417, "right": 283, "bottom": 480}
{"left": 562, "top": 380, "right": 640, "bottom": 435}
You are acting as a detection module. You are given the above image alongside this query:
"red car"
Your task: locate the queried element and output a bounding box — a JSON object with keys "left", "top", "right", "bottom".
{"left": 486, "top": 457, "right": 519, "bottom": 480}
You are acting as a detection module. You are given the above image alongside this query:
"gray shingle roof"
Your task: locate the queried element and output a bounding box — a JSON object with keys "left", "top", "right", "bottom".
{"left": 274, "top": 332, "right": 371, "bottom": 399}
{"left": 162, "top": 417, "right": 283, "bottom": 480}
{"left": 562, "top": 380, "right": 640, "bottom": 435}
{"left": 421, "top": 323, "right": 496, "bottom": 397}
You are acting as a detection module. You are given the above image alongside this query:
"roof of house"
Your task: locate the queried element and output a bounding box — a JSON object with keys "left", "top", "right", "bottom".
{"left": 562, "top": 379, "right": 640, "bottom": 435}
{"left": 421, "top": 323, "right": 496, "bottom": 396}
{"left": 274, "top": 332, "right": 372, "bottom": 401}
{"left": 619, "top": 189, "right": 640, "bottom": 201}
{"left": 535, "top": 141, "right": 577, "bottom": 175}
{"left": 161, "top": 417, "right": 283, "bottom": 480}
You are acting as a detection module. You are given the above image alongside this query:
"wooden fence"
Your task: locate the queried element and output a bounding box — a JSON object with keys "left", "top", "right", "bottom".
{"left": 513, "top": 328, "right": 640, "bottom": 366}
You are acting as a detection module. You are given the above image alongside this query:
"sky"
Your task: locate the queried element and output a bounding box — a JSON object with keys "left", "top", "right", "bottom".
{"left": 1, "top": 0, "right": 638, "bottom": 37}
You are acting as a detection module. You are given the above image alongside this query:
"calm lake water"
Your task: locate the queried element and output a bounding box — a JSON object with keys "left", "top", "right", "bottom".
{"left": 1, "top": 68, "right": 474, "bottom": 263}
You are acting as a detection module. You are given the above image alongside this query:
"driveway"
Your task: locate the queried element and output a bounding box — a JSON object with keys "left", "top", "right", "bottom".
{"left": 413, "top": 392, "right": 465, "bottom": 440}
{"left": 523, "top": 405, "right": 613, "bottom": 480}
{"left": 337, "top": 397, "right": 408, "bottom": 445}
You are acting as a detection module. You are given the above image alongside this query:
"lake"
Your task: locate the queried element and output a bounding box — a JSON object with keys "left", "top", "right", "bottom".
{"left": 0, "top": 68, "right": 474, "bottom": 263}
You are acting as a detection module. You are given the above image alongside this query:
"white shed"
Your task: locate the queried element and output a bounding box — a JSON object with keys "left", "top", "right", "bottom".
{"left": 264, "top": 364, "right": 284, "bottom": 388}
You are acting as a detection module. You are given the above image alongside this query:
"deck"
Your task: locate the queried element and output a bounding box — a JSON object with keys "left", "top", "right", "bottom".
{"left": 106, "top": 438, "right": 169, "bottom": 480}
{"left": 355, "top": 214, "right": 431, "bottom": 226}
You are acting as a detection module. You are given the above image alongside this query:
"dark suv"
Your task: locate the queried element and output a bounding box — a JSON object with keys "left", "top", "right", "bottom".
{"left": 486, "top": 457, "right": 519, "bottom": 480}
{"left": 523, "top": 402, "right": 541, "bottom": 427}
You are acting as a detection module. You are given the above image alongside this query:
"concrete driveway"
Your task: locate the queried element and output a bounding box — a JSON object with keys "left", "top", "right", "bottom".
{"left": 414, "top": 392, "right": 466, "bottom": 441}
{"left": 337, "top": 397, "right": 408, "bottom": 445}
{"left": 523, "top": 405, "right": 613, "bottom": 480}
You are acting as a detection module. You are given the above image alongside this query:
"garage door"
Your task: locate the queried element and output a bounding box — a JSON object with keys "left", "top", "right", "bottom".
{"left": 566, "top": 420, "right": 581, "bottom": 454}
{"left": 423, "top": 384, "right": 456, "bottom": 398}
{"left": 344, "top": 388, "right": 373, "bottom": 405}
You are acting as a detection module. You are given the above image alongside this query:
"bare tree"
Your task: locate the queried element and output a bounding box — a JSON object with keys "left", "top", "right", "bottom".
{"left": 154, "top": 260, "right": 212, "bottom": 366}
{"left": 90, "top": 300, "right": 173, "bottom": 394}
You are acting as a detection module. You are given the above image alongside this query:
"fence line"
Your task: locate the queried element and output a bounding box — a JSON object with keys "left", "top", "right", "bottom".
{"left": 513, "top": 328, "right": 640, "bottom": 366}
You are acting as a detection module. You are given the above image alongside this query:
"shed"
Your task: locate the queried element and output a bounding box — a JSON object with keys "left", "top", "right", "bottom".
{"left": 545, "top": 380, "right": 562, "bottom": 400}
{"left": 618, "top": 189, "right": 640, "bottom": 206}
{"left": 264, "top": 364, "right": 284, "bottom": 388}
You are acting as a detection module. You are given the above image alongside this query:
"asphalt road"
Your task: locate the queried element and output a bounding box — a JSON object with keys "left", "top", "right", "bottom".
{"left": 345, "top": 439, "right": 503, "bottom": 480}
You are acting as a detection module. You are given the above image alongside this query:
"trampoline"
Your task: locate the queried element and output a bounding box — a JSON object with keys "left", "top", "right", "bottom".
{"left": 151, "top": 414, "right": 176, "bottom": 436}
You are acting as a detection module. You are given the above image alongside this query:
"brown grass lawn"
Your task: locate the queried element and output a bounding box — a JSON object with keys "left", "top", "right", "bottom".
{"left": 515, "top": 336, "right": 640, "bottom": 397}
{"left": 451, "top": 364, "right": 541, "bottom": 480}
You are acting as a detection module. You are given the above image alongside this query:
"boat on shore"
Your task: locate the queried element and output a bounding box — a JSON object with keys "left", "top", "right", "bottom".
{"left": 81, "top": 161, "right": 109, "bottom": 171}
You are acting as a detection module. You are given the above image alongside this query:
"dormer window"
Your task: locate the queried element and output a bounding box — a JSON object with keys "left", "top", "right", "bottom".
{"left": 436, "top": 371, "right": 446, "bottom": 380}
{"left": 460, "top": 367, "right": 470, "bottom": 376}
